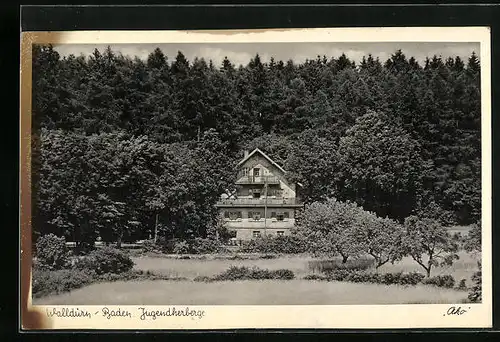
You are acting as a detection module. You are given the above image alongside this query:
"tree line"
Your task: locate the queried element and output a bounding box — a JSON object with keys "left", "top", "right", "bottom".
{"left": 32, "top": 44, "right": 481, "bottom": 245}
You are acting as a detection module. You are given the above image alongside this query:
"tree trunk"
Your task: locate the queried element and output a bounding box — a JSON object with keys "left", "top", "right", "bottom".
{"left": 426, "top": 267, "right": 431, "bottom": 278}
{"left": 342, "top": 254, "right": 349, "bottom": 264}
{"left": 116, "top": 228, "right": 123, "bottom": 249}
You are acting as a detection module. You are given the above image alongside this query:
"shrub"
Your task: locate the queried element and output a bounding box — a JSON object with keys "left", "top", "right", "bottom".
{"left": 464, "top": 222, "right": 481, "bottom": 254}
{"left": 188, "top": 238, "right": 228, "bottom": 254}
{"left": 457, "top": 279, "right": 468, "bottom": 291}
{"left": 422, "top": 275, "right": 456, "bottom": 288}
{"left": 212, "top": 266, "right": 295, "bottom": 281}
{"left": 303, "top": 274, "right": 329, "bottom": 281}
{"left": 73, "top": 246, "right": 134, "bottom": 275}
{"left": 318, "top": 270, "right": 425, "bottom": 286}
{"left": 308, "top": 257, "right": 375, "bottom": 273}
{"left": 468, "top": 269, "right": 482, "bottom": 303}
{"left": 399, "top": 272, "right": 426, "bottom": 286}
{"left": 239, "top": 235, "right": 307, "bottom": 254}
{"left": 173, "top": 241, "right": 190, "bottom": 254}
{"left": 141, "top": 239, "right": 161, "bottom": 253}
{"left": 381, "top": 272, "right": 403, "bottom": 285}
{"left": 271, "top": 269, "right": 295, "bottom": 280}
{"left": 35, "top": 234, "right": 69, "bottom": 270}
{"left": 193, "top": 275, "right": 214, "bottom": 282}
{"left": 32, "top": 268, "right": 96, "bottom": 298}
{"left": 324, "top": 269, "right": 352, "bottom": 281}
{"left": 261, "top": 254, "right": 277, "bottom": 259}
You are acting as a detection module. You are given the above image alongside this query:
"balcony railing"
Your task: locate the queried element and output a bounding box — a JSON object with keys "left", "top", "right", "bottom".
{"left": 235, "top": 175, "right": 280, "bottom": 184}
{"left": 216, "top": 198, "right": 303, "bottom": 207}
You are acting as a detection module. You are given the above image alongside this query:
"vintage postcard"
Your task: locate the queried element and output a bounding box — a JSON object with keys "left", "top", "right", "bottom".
{"left": 20, "top": 27, "right": 492, "bottom": 330}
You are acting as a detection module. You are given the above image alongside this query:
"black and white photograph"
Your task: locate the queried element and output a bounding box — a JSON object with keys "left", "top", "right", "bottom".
{"left": 21, "top": 27, "right": 492, "bottom": 329}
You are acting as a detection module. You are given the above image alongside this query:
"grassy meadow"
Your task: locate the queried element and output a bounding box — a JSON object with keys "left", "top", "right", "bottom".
{"left": 33, "top": 250, "right": 479, "bottom": 305}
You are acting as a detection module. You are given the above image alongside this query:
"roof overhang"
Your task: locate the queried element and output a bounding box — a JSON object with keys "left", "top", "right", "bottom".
{"left": 237, "top": 148, "right": 286, "bottom": 174}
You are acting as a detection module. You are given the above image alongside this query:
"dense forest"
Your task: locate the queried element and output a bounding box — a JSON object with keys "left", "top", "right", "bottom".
{"left": 31, "top": 45, "right": 481, "bottom": 246}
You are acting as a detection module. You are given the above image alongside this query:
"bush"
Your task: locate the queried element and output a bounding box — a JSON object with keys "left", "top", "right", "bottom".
{"left": 170, "top": 238, "right": 228, "bottom": 255}
{"left": 345, "top": 270, "right": 380, "bottom": 283}
{"left": 193, "top": 275, "right": 214, "bottom": 282}
{"left": 457, "top": 279, "right": 468, "bottom": 291}
{"left": 422, "top": 275, "right": 456, "bottom": 288}
{"left": 73, "top": 246, "right": 134, "bottom": 275}
{"left": 173, "top": 241, "right": 190, "bottom": 254}
{"left": 141, "top": 239, "right": 161, "bottom": 253}
{"left": 211, "top": 266, "right": 295, "bottom": 281}
{"left": 32, "top": 268, "right": 96, "bottom": 298}
{"left": 239, "top": 235, "right": 308, "bottom": 254}
{"left": 308, "top": 257, "right": 375, "bottom": 273}
{"left": 260, "top": 254, "right": 277, "bottom": 259}
{"left": 399, "top": 272, "right": 426, "bottom": 286}
{"left": 35, "top": 234, "right": 69, "bottom": 270}
{"left": 272, "top": 269, "right": 295, "bottom": 280}
{"left": 324, "top": 269, "right": 352, "bottom": 281}
{"left": 303, "top": 274, "right": 329, "bottom": 281}
{"left": 319, "top": 270, "right": 425, "bottom": 286}
{"left": 188, "top": 238, "right": 228, "bottom": 254}
{"left": 468, "top": 269, "right": 482, "bottom": 303}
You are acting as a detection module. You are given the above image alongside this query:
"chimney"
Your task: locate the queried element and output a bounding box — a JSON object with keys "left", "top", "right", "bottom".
{"left": 244, "top": 150, "right": 249, "bottom": 158}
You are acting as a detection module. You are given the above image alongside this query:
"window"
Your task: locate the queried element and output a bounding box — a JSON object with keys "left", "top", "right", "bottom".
{"left": 243, "top": 167, "right": 249, "bottom": 176}
{"left": 283, "top": 212, "right": 290, "bottom": 219}
{"left": 224, "top": 211, "right": 230, "bottom": 219}
{"left": 229, "top": 230, "right": 237, "bottom": 238}
{"left": 250, "top": 212, "right": 261, "bottom": 221}
{"left": 229, "top": 211, "right": 242, "bottom": 220}
{"left": 253, "top": 231, "right": 261, "bottom": 238}
{"left": 252, "top": 188, "right": 261, "bottom": 198}
{"left": 276, "top": 212, "right": 284, "bottom": 221}
{"left": 254, "top": 168, "right": 260, "bottom": 177}
{"left": 277, "top": 231, "right": 284, "bottom": 237}
{"left": 271, "top": 212, "right": 276, "bottom": 219}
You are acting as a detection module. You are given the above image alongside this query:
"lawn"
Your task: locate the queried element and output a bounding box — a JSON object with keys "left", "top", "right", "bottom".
{"left": 33, "top": 279, "right": 468, "bottom": 305}
{"left": 32, "top": 251, "right": 477, "bottom": 305}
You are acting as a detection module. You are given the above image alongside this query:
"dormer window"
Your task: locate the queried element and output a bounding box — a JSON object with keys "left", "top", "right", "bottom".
{"left": 254, "top": 168, "right": 260, "bottom": 177}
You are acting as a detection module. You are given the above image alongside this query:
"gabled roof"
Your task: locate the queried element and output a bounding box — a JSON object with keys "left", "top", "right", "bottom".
{"left": 238, "top": 148, "right": 286, "bottom": 174}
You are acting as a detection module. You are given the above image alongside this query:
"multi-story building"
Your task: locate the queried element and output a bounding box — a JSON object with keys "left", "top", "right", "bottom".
{"left": 215, "top": 148, "right": 304, "bottom": 241}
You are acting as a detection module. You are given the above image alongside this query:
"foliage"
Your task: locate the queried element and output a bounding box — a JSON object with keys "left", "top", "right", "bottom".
{"left": 35, "top": 233, "right": 70, "bottom": 270}
{"left": 285, "top": 129, "right": 339, "bottom": 203}
{"left": 188, "top": 238, "right": 228, "bottom": 254}
{"left": 238, "top": 235, "right": 308, "bottom": 254}
{"left": 468, "top": 262, "right": 482, "bottom": 303}
{"left": 401, "top": 216, "right": 459, "bottom": 277}
{"left": 464, "top": 221, "right": 481, "bottom": 254}
{"left": 457, "top": 279, "right": 468, "bottom": 291}
{"left": 356, "top": 215, "right": 406, "bottom": 269}
{"left": 172, "top": 241, "right": 190, "bottom": 254}
{"left": 318, "top": 269, "right": 427, "bottom": 286}
{"left": 307, "top": 258, "right": 375, "bottom": 273}
{"left": 337, "top": 110, "right": 424, "bottom": 221}
{"left": 32, "top": 267, "right": 185, "bottom": 298}
{"left": 34, "top": 128, "right": 235, "bottom": 246}
{"left": 32, "top": 268, "right": 96, "bottom": 298}
{"left": 421, "top": 275, "right": 456, "bottom": 289}
{"left": 32, "top": 45, "right": 482, "bottom": 246}
{"left": 211, "top": 266, "right": 295, "bottom": 281}
{"left": 295, "top": 198, "right": 365, "bottom": 262}
{"left": 73, "top": 246, "right": 134, "bottom": 275}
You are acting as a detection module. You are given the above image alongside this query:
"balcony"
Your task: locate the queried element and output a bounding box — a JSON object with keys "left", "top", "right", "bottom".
{"left": 215, "top": 198, "right": 303, "bottom": 207}
{"left": 235, "top": 175, "right": 280, "bottom": 185}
